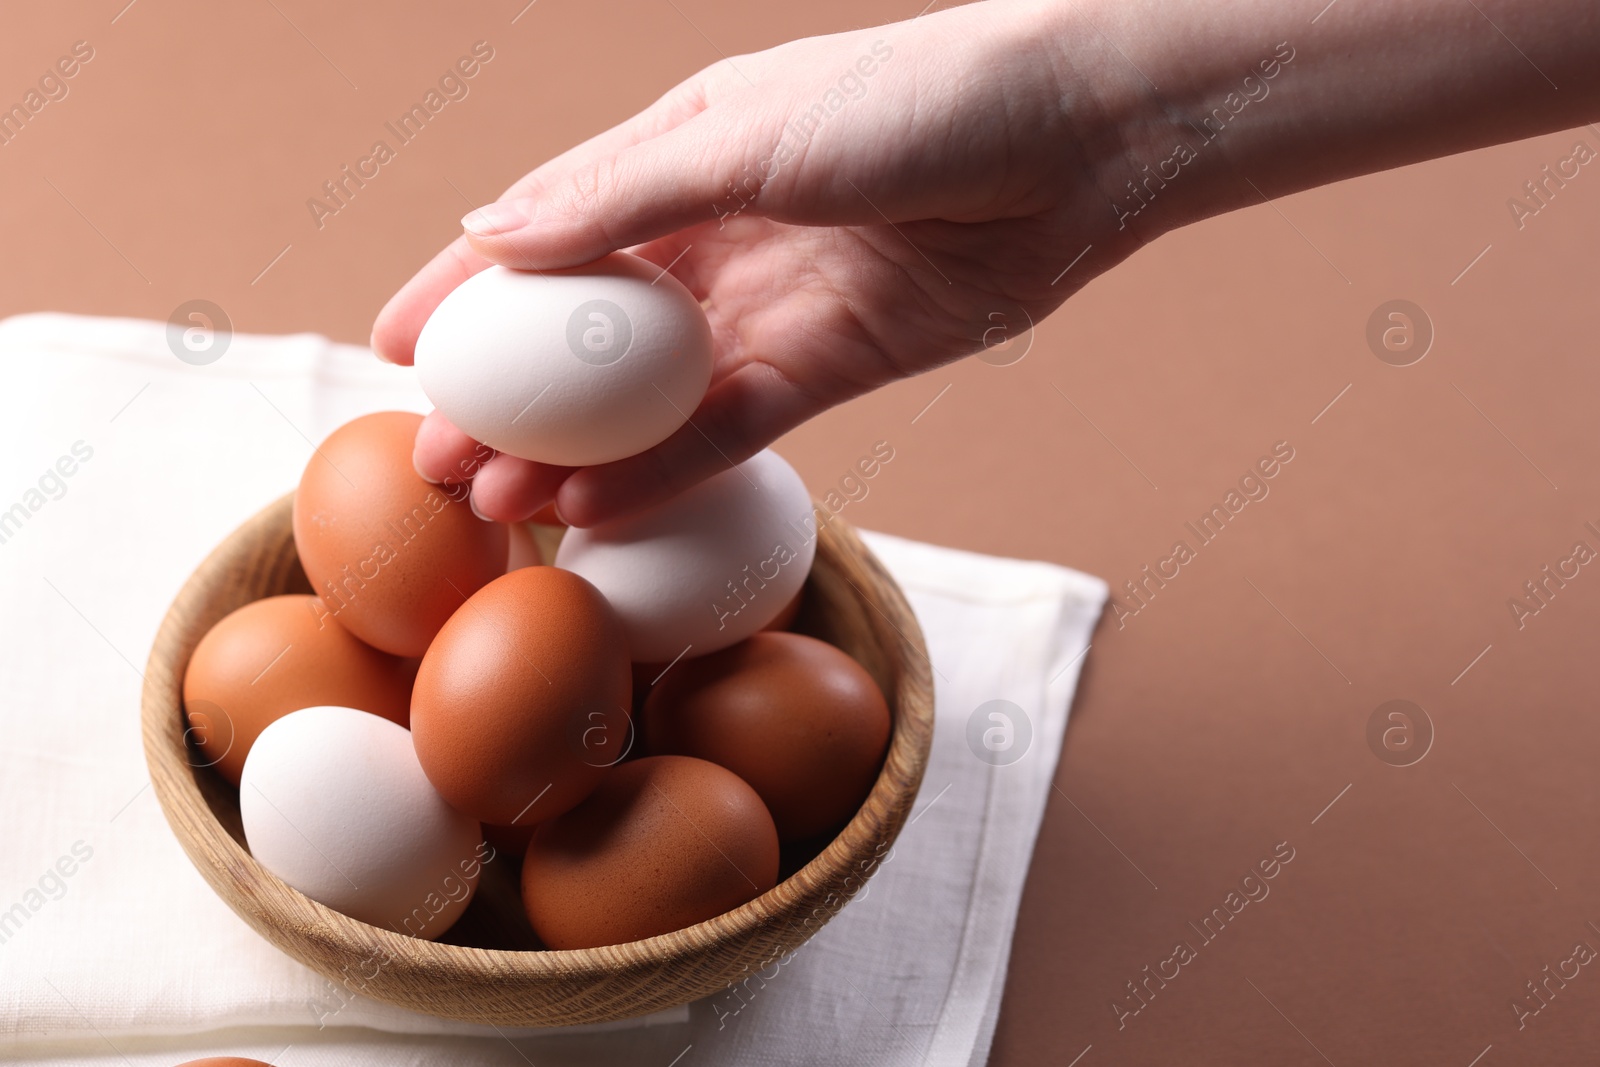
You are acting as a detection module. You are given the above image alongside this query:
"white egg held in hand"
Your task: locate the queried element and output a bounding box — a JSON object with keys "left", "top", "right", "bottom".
{"left": 555, "top": 449, "right": 817, "bottom": 663}
{"left": 240, "top": 706, "right": 485, "bottom": 939}
{"left": 414, "top": 253, "right": 714, "bottom": 467}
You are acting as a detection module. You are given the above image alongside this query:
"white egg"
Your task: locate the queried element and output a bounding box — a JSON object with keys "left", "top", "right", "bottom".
{"left": 240, "top": 706, "right": 485, "bottom": 939}
{"left": 414, "top": 254, "right": 714, "bottom": 467}
{"left": 554, "top": 450, "right": 817, "bottom": 663}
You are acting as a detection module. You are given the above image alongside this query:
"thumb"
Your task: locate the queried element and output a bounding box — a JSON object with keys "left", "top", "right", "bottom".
{"left": 460, "top": 110, "right": 768, "bottom": 269}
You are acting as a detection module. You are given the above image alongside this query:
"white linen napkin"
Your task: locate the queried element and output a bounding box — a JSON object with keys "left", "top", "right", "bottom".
{"left": 0, "top": 313, "right": 1105, "bottom": 1067}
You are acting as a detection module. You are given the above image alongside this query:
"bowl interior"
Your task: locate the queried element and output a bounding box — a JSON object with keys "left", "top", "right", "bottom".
{"left": 193, "top": 518, "right": 904, "bottom": 950}
{"left": 142, "top": 493, "right": 934, "bottom": 1024}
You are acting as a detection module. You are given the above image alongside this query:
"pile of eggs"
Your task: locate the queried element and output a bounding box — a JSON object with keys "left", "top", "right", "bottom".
{"left": 181, "top": 255, "right": 892, "bottom": 950}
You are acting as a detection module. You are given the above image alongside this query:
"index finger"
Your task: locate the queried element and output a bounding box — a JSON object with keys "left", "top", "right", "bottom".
{"left": 369, "top": 74, "right": 714, "bottom": 365}
{"left": 370, "top": 235, "right": 489, "bottom": 366}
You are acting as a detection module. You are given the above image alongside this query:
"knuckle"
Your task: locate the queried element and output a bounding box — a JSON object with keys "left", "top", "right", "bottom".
{"left": 560, "top": 157, "right": 613, "bottom": 218}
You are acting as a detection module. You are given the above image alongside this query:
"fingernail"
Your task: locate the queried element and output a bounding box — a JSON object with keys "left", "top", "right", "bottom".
{"left": 370, "top": 329, "right": 394, "bottom": 365}
{"left": 413, "top": 457, "right": 442, "bottom": 485}
{"left": 462, "top": 200, "right": 530, "bottom": 238}
{"left": 550, "top": 489, "right": 575, "bottom": 528}
{"left": 469, "top": 494, "right": 490, "bottom": 522}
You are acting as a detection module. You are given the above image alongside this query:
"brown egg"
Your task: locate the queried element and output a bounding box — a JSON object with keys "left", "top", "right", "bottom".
{"left": 293, "top": 411, "right": 508, "bottom": 657}
{"left": 628, "top": 588, "right": 798, "bottom": 705}
{"left": 182, "top": 595, "right": 413, "bottom": 785}
{"left": 411, "top": 566, "right": 632, "bottom": 826}
{"left": 173, "top": 1060, "right": 274, "bottom": 1067}
{"left": 643, "top": 632, "right": 890, "bottom": 842}
{"left": 521, "top": 755, "right": 778, "bottom": 948}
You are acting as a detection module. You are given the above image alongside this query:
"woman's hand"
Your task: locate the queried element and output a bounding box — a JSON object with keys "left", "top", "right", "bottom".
{"left": 371, "top": 0, "right": 1143, "bottom": 525}
{"left": 374, "top": 0, "right": 1600, "bottom": 527}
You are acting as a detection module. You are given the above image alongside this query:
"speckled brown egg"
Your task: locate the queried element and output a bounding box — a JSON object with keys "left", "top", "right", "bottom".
{"left": 182, "top": 595, "right": 413, "bottom": 785}
{"left": 642, "top": 632, "right": 890, "bottom": 842}
{"left": 628, "top": 588, "right": 807, "bottom": 709}
{"left": 410, "top": 565, "right": 632, "bottom": 827}
{"left": 292, "top": 411, "right": 508, "bottom": 657}
{"left": 521, "top": 755, "right": 778, "bottom": 949}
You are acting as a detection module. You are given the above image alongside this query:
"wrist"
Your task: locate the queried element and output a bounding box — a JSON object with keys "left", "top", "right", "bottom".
{"left": 1031, "top": 0, "right": 1296, "bottom": 242}
{"left": 1034, "top": 0, "right": 1600, "bottom": 248}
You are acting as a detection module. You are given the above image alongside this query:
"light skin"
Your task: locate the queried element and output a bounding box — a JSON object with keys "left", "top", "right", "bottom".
{"left": 371, "top": 0, "right": 1600, "bottom": 526}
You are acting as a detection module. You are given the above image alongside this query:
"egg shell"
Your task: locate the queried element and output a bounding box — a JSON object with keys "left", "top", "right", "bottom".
{"left": 293, "top": 411, "right": 509, "bottom": 657}
{"left": 642, "top": 632, "right": 890, "bottom": 842}
{"left": 520, "top": 755, "right": 779, "bottom": 949}
{"left": 554, "top": 449, "right": 816, "bottom": 663}
{"left": 630, "top": 588, "right": 805, "bottom": 708}
{"left": 410, "top": 566, "right": 633, "bottom": 827}
{"left": 240, "top": 706, "right": 485, "bottom": 939}
{"left": 172, "top": 1060, "right": 274, "bottom": 1067}
{"left": 413, "top": 255, "right": 714, "bottom": 467}
{"left": 182, "top": 594, "right": 414, "bottom": 785}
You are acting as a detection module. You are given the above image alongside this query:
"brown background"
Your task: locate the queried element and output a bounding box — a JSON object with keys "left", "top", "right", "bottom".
{"left": 4, "top": 1, "right": 1599, "bottom": 1063}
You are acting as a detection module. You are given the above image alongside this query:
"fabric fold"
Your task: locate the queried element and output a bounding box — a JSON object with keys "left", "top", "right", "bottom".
{"left": 0, "top": 313, "right": 1104, "bottom": 1067}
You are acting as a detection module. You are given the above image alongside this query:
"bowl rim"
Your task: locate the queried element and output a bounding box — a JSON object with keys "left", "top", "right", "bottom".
{"left": 141, "top": 491, "right": 935, "bottom": 1004}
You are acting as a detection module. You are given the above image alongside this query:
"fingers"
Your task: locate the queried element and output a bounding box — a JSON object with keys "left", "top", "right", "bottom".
{"left": 371, "top": 72, "right": 715, "bottom": 365}
{"left": 372, "top": 237, "right": 491, "bottom": 366}
{"left": 413, "top": 409, "right": 486, "bottom": 484}
{"left": 555, "top": 359, "right": 820, "bottom": 526}
{"left": 410, "top": 358, "right": 826, "bottom": 528}
{"left": 488, "top": 71, "right": 714, "bottom": 207}
{"left": 469, "top": 454, "right": 573, "bottom": 523}
{"left": 413, "top": 410, "right": 572, "bottom": 522}
{"left": 462, "top": 109, "right": 762, "bottom": 271}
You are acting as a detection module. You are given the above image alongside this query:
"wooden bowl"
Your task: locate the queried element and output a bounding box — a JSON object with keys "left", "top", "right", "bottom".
{"left": 141, "top": 493, "right": 934, "bottom": 1026}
